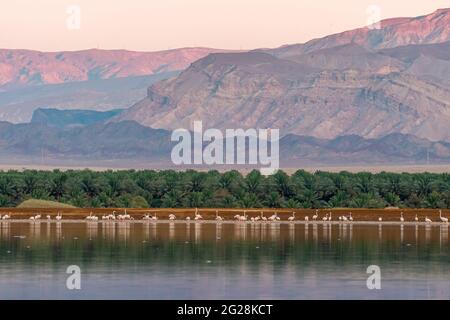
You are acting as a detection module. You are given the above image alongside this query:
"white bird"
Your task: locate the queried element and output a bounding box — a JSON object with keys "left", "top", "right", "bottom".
{"left": 46, "top": 215, "right": 51, "bottom": 220}
{"left": 152, "top": 213, "right": 158, "bottom": 221}
{"left": 338, "top": 216, "right": 342, "bottom": 221}
{"left": 55, "top": 212, "right": 62, "bottom": 221}
{"left": 348, "top": 212, "right": 353, "bottom": 222}
{"left": 29, "top": 216, "right": 35, "bottom": 221}
{"left": 312, "top": 210, "right": 318, "bottom": 221}
{"left": 260, "top": 211, "right": 267, "bottom": 221}
{"left": 400, "top": 212, "right": 404, "bottom": 223}
{"left": 2, "top": 214, "right": 10, "bottom": 220}
{"left": 378, "top": 217, "right": 382, "bottom": 222}
{"left": 254, "top": 216, "right": 260, "bottom": 221}
{"left": 169, "top": 213, "right": 176, "bottom": 221}
{"left": 215, "top": 210, "right": 223, "bottom": 221}
{"left": 425, "top": 216, "right": 432, "bottom": 223}
{"left": 304, "top": 216, "right": 309, "bottom": 222}
{"left": 194, "top": 208, "right": 203, "bottom": 220}
{"left": 439, "top": 210, "right": 448, "bottom": 223}
{"left": 414, "top": 214, "right": 419, "bottom": 222}
{"left": 35, "top": 214, "right": 41, "bottom": 220}
{"left": 269, "top": 212, "right": 277, "bottom": 221}
{"left": 328, "top": 212, "right": 332, "bottom": 221}
{"left": 234, "top": 214, "right": 241, "bottom": 220}
{"left": 239, "top": 211, "right": 248, "bottom": 221}
{"left": 186, "top": 216, "right": 191, "bottom": 221}
{"left": 288, "top": 212, "right": 295, "bottom": 222}
{"left": 342, "top": 215, "right": 348, "bottom": 222}
{"left": 322, "top": 214, "right": 328, "bottom": 221}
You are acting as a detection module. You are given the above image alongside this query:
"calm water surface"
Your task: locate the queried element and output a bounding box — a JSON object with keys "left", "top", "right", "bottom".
{"left": 0, "top": 221, "right": 449, "bottom": 299}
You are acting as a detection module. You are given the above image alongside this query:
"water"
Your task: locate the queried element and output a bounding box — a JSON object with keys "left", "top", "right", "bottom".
{"left": 0, "top": 221, "right": 449, "bottom": 299}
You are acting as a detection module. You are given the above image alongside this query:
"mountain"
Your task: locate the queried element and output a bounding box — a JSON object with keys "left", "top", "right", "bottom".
{"left": 0, "top": 72, "right": 176, "bottom": 123}
{"left": 0, "top": 47, "right": 226, "bottom": 89}
{"left": 30, "top": 108, "right": 124, "bottom": 128}
{"left": 268, "top": 8, "right": 450, "bottom": 59}
{"left": 115, "top": 8, "right": 450, "bottom": 142}
{"left": 0, "top": 120, "right": 172, "bottom": 161}
{"left": 0, "top": 119, "right": 449, "bottom": 166}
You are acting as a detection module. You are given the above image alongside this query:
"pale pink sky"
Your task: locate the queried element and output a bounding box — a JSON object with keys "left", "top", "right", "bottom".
{"left": 0, "top": 0, "right": 448, "bottom": 52}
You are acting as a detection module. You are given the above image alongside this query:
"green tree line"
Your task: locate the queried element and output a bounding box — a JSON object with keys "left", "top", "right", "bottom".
{"left": 1, "top": 169, "right": 450, "bottom": 208}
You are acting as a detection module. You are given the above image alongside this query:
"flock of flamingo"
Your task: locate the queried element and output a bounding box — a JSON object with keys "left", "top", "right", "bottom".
{"left": 0, "top": 209, "right": 448, "bottom": 223}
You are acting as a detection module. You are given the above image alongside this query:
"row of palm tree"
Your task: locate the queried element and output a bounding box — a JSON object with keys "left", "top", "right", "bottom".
{"left": 0, "top": 169, "right": 450, "bottom": 208}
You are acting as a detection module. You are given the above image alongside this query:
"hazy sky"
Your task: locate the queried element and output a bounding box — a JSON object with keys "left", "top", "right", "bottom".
{"left": 0, "top": 0, "right": 448, "bottom": 52}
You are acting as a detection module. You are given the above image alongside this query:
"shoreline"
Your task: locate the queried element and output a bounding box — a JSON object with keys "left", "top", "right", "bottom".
{"left": 1, "top": 219, "right": 448, "bottom": 226}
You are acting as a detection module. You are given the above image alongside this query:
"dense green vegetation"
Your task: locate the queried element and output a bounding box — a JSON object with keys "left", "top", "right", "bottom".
{"left": 1, "top": 169, "right": 450, "bottom": 208}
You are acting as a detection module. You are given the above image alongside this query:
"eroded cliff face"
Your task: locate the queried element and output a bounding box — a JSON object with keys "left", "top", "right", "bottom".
{"left": 115, "top": 9, "right": 450, "bottom": 142}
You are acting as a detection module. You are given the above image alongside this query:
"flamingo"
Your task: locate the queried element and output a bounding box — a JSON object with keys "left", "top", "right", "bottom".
{"left": 46, "top": 215, "right": 51, "bottom": 220}
{"left": 269, "top": 212, "right": 277, "bottom": 221}
{"left": 169, "top": 213, "right": 176, "bottom": 221}
{"left": 414, "top": 214, "right": 419, "bottom": 222}
{"left": 304, "top": 216, "right": 309, "bottom": 222}
{"left": 2, "top": 214, "right": 10, "bottom": 220}
{"left": 239, "top": 211, "right": 248, "bottom": 221}
{"left": 342, "top": 215, "right": 348, "bottom": 222}
{"left": 400, "top": 212, "right": 404, "bottom": 223}
{"left": 348, "top": 212, "right": 353, "bottom": 222}
{"left": 288, "top": 212, "right": 295, "bottom": 222}
{"left": 261, "top": 211, "right": 267, "bottom": 221}
{"left": 378, "top": 217, "right": 382, "bottom": 222}
{"left": 186, "top": 216, "right": 191, "bottom": 221}
{"left": 215, "top": 210, "right": 223, "bottom": 221}
{"left": 439, "top": 210, "right": 448, "bottom": 223}
{"left": 328, "top": 212, "right": 332, "bottom": 221}
{"left": 55, "top": 212, "right": 62, "bottom": 221}
{"left": 152, "top": 213, "right": 158, "bottom": 221}
{"left": 29, "top": 216, "right": 35, "bottom": 221}
{"left": 425, "top": 216, "right": 432, "bottom": 223}
{"left": 322, "top": 214, "right": 328, "bottom": 221}
{"left": 312, "top": 210, "right": 318, "bottom": 221}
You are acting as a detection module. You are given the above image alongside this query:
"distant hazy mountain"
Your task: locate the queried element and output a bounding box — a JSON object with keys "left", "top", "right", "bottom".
{"left": 0, "top": 72, "right": 177, "bottom": 123}
{"left": 0, "top": 120, "right": 449, "bottom": 166}
{"left": 0, "top": 47, "right": 226, "bottom": 123}
{"left": 115, "top": 8, "right": 450, "bottom": 142}
{"left": 31, "top": 108, "right": 124, "bottom": 128}
{"left": 0, "top": 47, "right": 225, "bottom": 88}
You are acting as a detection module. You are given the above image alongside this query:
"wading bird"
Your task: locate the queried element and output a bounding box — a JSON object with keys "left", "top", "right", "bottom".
{"left": 312, "top": 210, "right": 318, "bottom": 221}
{"left": 215, "top": 210, "right": 223, "bottom": 221}
{"left": 322, "top": 214, "right": 328, "bottom": 221}
{"left": 415, "top": 214, "right": 419, "bottom": 222}
{"left": 261, "top": 211, "right": 267, "bottom": 221}
{"left": 349, "top": 212, "right": 353, "bottom": 222}
{"left": 169, "top": 214, "right": 176, "bottom": 221}
{"left": 439, "top": 210, "right": 448, "bottom": 223}
{"left": 378, "top": 217, "right": 382, "bottom": 222}
{"left": 425, "top": 216, "right": 432, "bottom": 223}
{"left": 400, "top": 212, "right": 404, "bottom": 222}
{"left": 304, "top": 215, "right": 309, "bottom": 222}
{"left": 288, "top": 212, "right": 295, "bottom": 222}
